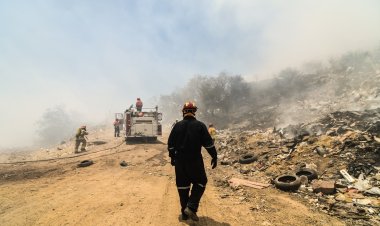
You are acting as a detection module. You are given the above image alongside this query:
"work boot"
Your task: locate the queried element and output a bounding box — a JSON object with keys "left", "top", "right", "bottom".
{"left": 184, "top": 207, "right": 199, "bottom": 221}
{"left": 181, "top": 211, "right": 189, "bottom": 220}
{"left": 178, "top": 187, "right": 190, "bottom": 217}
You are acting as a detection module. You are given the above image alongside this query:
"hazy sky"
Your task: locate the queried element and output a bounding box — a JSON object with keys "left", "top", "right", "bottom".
{"left": 1, "top": 0, "right": 380, "bottom": 148}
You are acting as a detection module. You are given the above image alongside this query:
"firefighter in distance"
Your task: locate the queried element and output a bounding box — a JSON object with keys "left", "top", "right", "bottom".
{"left": 75, "top": 125, "right": 88, "bottom": 153}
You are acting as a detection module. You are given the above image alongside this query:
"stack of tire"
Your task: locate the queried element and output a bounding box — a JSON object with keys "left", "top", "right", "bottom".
{"left": 237, "top": 153, "right": 318, "bottom": 192}
{"left": 274, "top": 168, "right": 318, "bottom": 191}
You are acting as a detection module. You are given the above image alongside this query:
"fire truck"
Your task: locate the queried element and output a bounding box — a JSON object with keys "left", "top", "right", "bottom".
{"left": 115, "top": 106, "right": 162, "bottom": 142}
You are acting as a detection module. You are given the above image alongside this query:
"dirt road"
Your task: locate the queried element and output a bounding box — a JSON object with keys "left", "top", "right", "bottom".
{"left": 0, "top": 129, "right": 345, "bottom": 226}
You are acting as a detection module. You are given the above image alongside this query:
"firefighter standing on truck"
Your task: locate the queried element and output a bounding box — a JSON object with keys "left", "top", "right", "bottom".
{"left": 167, "top": 101, "right": 217, "bottom": 221}
{"left": 75, "top": 125, "right": 88, "bottom": 154}
{"left": 136, "top": 98, "right": 143, "bottom": 112}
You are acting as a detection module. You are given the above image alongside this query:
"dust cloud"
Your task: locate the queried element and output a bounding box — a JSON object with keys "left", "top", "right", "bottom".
{"left": 35, "top": 106, "right": 80, "bottom": 147}
{"left": 159, "top": 47, "right": 380, "bottom": 130}
{"left": 1, "top": 1, "right": 379, "bottom": 150}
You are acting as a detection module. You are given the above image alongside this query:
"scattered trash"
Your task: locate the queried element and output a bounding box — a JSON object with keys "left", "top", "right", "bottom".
{"left": 312, "top": 180, "right": 335, "bottom": 195}
{"left": 353, "top": 174, "right": 372, "bottom": 191}
{"left": 364, "top": 187, "right": 380, "bottom": 196}
{"left": 299, "top": 175, "right": 309, "bottom": 185}
{"left": 348, "top": 162, "right": 378, "bottom": 178}
{"left": 228, "top": 178, "right": 270, "bottom": 189}
{"left": 340, "top": 169, "right": 356, "bottom": 183}
{"left": 353, "top": 198, "right": 373, "bottom": 206}
{"left": 314, "top": 146, "right": 327, "bottom": 156}
{"left": 220, "top": 161, "right": 230, "bottom": 165}
{"left": 214, "top": 108, "right": 380, "bottom": 224}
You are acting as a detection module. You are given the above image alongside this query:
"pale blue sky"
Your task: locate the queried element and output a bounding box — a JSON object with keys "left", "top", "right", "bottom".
{"left": 1, "top": 0, "right": 380, "bottom": 147}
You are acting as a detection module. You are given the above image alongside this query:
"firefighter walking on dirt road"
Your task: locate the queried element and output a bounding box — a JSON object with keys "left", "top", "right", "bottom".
{"left": 75, "top": 125, "right": 88, "bottom": 154}
{"left": 167, "top": 101, "right": 218, "bottom": 221}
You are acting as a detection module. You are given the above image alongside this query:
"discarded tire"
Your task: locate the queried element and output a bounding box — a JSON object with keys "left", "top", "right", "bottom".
{"left": 78, "top": 160, "right": 93, "bottom": 167}
{"left": 239, "top": 154, "right": 257, "bottom": 164}
{"left": 90, "top": 141, "right": 107, "bottom": 145}
{"left": 295, "top": 168, "right": 318, "bottom": 181}
{"left": 274, "top": 175, "right": 301, "bottom": 191}
{"left": 120, "top": 160, "right": 128, "bottom": 167}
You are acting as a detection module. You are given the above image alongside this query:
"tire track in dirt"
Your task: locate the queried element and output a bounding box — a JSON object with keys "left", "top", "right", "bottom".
{"left": 144, "top": 141, "right": 186, "bottom": 225}
{"left": 198, "top": 186, "right": 241, "bottom": 226}
{"left": 151, "top": 170, "right": 183, "bottom": 225}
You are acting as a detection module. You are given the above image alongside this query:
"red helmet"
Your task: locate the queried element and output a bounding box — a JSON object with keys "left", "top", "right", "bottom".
{"left": 182, "top": 101, "right": 197, "bottom": 113}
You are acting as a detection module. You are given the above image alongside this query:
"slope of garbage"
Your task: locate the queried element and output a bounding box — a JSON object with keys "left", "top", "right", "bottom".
{"left": 215, "top": 108, "right": 380, "bottom": 225}
{"left": 231, "top": 51, "right": 380, "bottom": 131}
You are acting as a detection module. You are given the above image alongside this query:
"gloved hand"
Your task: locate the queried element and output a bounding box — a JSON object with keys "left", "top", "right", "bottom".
{"left": 170, "top": 158, "right": 175, "bottom": 166}
{"left": 211, "top": 158, "right": 217, "bottom": 169}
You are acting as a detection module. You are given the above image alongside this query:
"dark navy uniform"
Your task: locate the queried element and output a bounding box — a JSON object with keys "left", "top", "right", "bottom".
{"left": 168, "top": 115, "right": 217, "bottom": 216}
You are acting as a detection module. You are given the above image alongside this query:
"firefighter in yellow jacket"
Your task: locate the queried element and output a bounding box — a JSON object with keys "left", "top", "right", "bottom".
{"left": 208, "top": 123, "right": 216, "bottom": 144}
{"left": 75, "top": 125, "right": 88, "bottom": 153}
